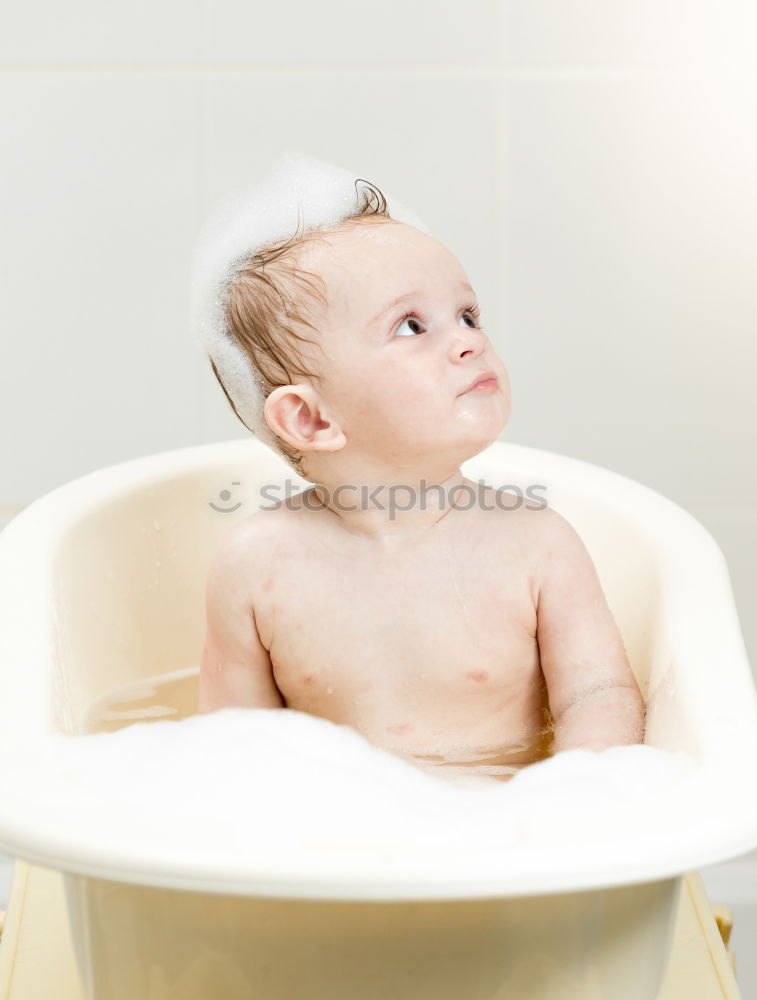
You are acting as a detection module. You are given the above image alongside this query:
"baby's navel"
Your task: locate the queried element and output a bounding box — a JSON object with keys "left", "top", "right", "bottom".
{"left": 386, "top": 722, "right": 413, "bottom": 735}
{"left": 467, "top": 669, "right": 489, "bottom": 683}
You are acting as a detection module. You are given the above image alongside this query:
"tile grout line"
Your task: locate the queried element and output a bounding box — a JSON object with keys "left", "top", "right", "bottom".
{"left": 0, "top": 64, "right": 744, "bottom": 79}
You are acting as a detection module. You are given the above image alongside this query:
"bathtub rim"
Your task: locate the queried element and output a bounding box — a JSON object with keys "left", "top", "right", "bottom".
{"left": 0, "top": 804, "right": 751, "bottom": 902}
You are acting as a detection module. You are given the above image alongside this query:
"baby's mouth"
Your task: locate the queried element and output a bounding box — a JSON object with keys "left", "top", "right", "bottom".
{"left": 460, "top": 373, "right": 499, "bottom": 395}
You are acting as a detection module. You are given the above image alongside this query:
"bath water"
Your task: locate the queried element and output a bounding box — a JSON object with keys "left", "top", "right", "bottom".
{"left": 82, "top": 668, "right": 199, "bottom": 733}
{"left": 82, "top": 668, "right": 554, "bottom": 785}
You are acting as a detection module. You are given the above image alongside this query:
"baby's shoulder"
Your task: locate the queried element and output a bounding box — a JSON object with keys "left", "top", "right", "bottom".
{"left": 218, "top": 487, "right": 320, "bottom": 557}
{"left": 510, "top": 499, "right": 585, "bottom": 550}
{"left": 477, "top": 488, "right": 586, "bottom": 567}
{"left": 515, "top": 500, "right": 576, "bottom": 538}
{"left": 505, "top": 501, "right": 599, "bottom": 596}
{"left": 471, "top": 480, "right": 565, "bottom": 535}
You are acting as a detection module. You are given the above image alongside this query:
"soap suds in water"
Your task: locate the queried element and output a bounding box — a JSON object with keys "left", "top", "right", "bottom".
{"left": 0, "top": 706, "right": 735, "bottom": 880}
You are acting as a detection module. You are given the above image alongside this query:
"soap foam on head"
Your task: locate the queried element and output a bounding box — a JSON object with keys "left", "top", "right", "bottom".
{"left": 190, "top": 152, "right": 430, "bottom": 457}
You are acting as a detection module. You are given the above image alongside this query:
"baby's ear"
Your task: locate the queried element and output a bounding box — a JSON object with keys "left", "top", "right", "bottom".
{"left": 263, "top": 385, "right": 346, "bottom": 453}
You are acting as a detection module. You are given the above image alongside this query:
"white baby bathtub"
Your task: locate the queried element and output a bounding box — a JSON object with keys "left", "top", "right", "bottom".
{"left": 0, "top": 438, "right": 756, "bottom": 1000}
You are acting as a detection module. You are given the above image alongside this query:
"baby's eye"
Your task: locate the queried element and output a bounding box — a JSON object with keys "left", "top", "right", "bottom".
{"left": 459, "top": 304, "right": 482, "bottom": 329}
{"left": 395, "top": 313, "right": 424, "bottom": 337}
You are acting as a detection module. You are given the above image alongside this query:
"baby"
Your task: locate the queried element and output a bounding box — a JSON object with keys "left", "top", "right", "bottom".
{"left": 195, "top": 154, "right": 645, "bottom": 782}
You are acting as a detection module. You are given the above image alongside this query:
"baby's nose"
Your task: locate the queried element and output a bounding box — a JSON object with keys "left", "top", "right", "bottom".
{"left": 450, "top": 324, "right": 485, "bottom": 361}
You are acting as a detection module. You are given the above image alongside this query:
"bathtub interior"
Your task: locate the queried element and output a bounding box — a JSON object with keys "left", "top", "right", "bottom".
{"left": 47, "top": 443, "right": 662, "bottom": 740}
{"left": 40, "top": 444, "right": 304, "bottom": 734}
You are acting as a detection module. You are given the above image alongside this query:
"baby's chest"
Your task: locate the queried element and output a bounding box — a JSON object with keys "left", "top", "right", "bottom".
{"left": 258, "top": 548, "right": 538, "bottom": 710}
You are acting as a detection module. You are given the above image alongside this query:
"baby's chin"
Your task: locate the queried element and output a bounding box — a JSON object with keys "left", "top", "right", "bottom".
{"left": 410, "top": 435, "right": 495, "bottom": 465}
{"left": 349, "top": 418, "right": 508, "bottom": 473}
{"left": 457, "top": 423, "right": 509, "bottom": 460}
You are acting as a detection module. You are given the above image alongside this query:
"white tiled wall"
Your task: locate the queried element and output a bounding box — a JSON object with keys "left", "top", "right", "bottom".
{"left": 2, "top": 4, "right": 754, "bottom": 535}
{"left": 501, "top": 0, "right": 757, "bottom": 69}
{"left": 1, "top": 0, "right": 756, "bottom": 973}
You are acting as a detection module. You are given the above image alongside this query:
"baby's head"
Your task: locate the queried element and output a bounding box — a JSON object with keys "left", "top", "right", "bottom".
{"left": 215, "top": 186, "right": 395, "bottom": 478}
{"left": 193, "top": 154, "right": 510, "bottom": 483}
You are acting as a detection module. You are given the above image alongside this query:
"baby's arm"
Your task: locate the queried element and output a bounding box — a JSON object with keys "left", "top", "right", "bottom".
{"left": 198, "top": 529, "right": 285, "bottom": 714}
{"left": 535, "top": 510, "right": 645, "bottom": 752}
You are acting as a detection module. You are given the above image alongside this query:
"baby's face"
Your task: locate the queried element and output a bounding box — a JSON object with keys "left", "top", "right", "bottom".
{"left": 295, "top": 219, "right": 511, "bottom": 469}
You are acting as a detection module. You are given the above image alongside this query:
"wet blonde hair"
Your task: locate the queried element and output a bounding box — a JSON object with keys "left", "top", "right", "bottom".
{"left": 213, "top": 181, "right": 393, "bottom": 479}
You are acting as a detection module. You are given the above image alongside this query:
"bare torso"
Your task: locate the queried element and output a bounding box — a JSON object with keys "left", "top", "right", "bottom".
{"left": 243, "top": 481, "right": 554, "bottom": 781}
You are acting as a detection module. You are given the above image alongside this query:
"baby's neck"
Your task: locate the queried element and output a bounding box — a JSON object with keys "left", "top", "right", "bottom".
{"left": 309, "top": 466, "right": 471, "bottom": 541}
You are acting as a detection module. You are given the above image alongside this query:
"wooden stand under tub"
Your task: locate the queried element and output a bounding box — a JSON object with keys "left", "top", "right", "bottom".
{"left": 0, "top": 862, "right": 743, "bottom": 999}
